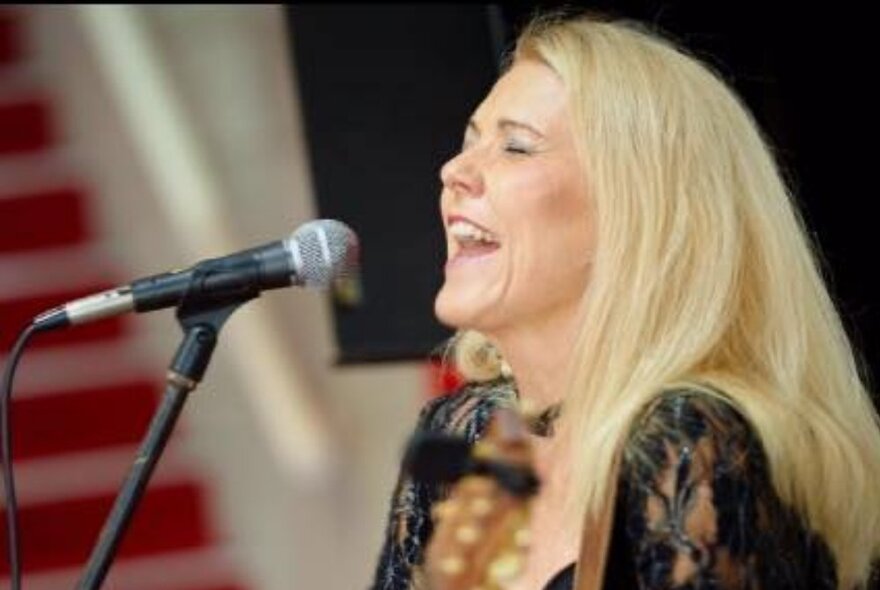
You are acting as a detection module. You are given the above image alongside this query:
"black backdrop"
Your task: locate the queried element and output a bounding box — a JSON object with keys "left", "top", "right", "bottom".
{"left": 286, "top": 5, "right": 498, "bottom": 363}
{"left": 285, "top": 3, "right": 878, "bottom": 388}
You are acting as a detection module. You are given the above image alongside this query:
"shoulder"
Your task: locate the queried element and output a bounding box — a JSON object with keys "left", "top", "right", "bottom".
{"left": 618, "top": 389, "right": 765, "bottom": 586}
{"left": 623, "top": 387, "right": 764, "bottom": 479}
{"left": 631, "top": 387, "right": 754, "bottom": 439}
{"left": 415, "top": 377, "right": 518, "bottom": 442}
{"left": 617, "top": 388, "right": 839, "bottom": 588}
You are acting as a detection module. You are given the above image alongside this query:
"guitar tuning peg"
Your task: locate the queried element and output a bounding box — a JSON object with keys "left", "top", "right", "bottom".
{"left": 455, "top": 523, "right": 482, "bottom": 545}
{"left": 432, "top": 499, "right": 459, "bottom": 521}
{"left": 468, "top": 496, "right": 494, "bottom": 517}
{"left": 488, "top": 551, "right": 524, "bottom": 584}
{"left": 438, "top": 554, "right": 466, "bottom": 576}
{"left": 514, "top": 526, "right": 531, "bottom": 548}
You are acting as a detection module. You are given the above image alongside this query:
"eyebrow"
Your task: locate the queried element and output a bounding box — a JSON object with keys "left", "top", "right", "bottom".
{"left": 467, "top": 117, "right": 546, "bottom": 139}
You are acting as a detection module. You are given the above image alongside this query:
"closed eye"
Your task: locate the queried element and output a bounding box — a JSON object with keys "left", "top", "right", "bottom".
{"left": 504, "top": 142, "right": 532, "bottom": 155}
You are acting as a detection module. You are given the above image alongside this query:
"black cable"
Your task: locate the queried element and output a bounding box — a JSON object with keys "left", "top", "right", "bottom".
{"left": 2, "top": 322, "right": 38, "bottom": 590}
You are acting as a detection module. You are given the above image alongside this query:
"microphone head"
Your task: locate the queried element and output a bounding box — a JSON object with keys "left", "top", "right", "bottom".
{"left": 285, "top": 219, "right": 360, "bottom": 287}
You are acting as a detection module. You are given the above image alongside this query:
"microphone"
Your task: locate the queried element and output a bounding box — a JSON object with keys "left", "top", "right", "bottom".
{"left": 33, "top": 219, "right": 359, "bottom": 331}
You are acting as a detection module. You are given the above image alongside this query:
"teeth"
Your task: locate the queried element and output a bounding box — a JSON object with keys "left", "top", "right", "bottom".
{"left": 449, "top": 220, "right": 498, "bottom": 244}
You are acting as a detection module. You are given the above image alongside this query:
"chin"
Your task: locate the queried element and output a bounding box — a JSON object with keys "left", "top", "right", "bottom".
{"left": 434, "top": 288, "right": 466, "bottom": 330}
{"left": 434, "top": 286, "right": 498, "bottom": 333}
{"left": 434, "top": 286, "right": 480, "bottom": 330}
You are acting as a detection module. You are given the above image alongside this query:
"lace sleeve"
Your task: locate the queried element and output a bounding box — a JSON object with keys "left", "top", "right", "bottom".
{"left": 370, "top": 380, "right": 516, "bottom": 590}
{"left": 621, "top": 391, "right": 769, "bottom": 589}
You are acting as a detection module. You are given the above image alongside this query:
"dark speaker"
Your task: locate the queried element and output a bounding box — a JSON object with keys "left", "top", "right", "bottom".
{"left": 285, "top": 5, "right": 501, "bottom": 363}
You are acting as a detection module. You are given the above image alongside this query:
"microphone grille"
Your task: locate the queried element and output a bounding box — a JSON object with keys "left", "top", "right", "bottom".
{"left": 286, "top": 219, "right": 359, "bottom": 287}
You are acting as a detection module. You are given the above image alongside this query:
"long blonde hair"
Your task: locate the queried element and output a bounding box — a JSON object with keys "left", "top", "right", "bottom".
{"left": 452, "top": 12, "right": 880, "bottom": 588}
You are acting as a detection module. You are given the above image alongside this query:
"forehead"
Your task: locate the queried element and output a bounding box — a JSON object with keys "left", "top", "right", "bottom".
{"left": 471, "top": 59, "right": 569, "bottom": 129}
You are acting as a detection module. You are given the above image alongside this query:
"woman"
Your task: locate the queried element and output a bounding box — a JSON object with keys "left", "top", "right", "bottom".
{"left": 372, "top": 11, "right": 880, "bottom": 590}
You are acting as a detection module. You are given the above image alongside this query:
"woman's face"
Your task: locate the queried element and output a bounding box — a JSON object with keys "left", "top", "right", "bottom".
{"left": 435, "top": 59, "right": 594, "bottom": 337}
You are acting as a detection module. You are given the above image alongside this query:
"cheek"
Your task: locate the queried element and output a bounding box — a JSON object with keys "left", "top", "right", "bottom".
{"left": 546, "top": 166, "right": 592, "bottom": 253}
{"left": 501, "top": 168, "right": 593, "bottom": 287}
{"left": 502, "top": 166, "right": 591, "bottom": 248}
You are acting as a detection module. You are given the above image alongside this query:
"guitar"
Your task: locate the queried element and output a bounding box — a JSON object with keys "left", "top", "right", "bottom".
{"left": 422, "top": 407, "right": 539, "bottom": 590}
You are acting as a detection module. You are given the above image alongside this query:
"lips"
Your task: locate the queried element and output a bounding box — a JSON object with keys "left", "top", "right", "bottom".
{"left": 445, "top": 214, "right": 500, "bottom": 266}
{"left": 447, "top": 215, "right": 497, "bottom": 240}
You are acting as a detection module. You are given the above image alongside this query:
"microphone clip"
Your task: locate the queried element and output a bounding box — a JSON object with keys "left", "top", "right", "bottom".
{"left": 174, "top": 259, "right": 259, "bottom": 328}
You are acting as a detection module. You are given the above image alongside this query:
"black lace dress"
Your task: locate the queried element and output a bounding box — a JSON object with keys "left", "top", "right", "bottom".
{"left": 370, "top": 379, "right": 839, "bottom": 589}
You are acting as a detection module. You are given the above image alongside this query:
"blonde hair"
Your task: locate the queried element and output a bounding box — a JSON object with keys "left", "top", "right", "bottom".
{"left": 452, "top": 12, "right": 880, "bottom": 587}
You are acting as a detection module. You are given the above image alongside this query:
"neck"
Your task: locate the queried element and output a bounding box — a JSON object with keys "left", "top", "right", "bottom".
{"left": 486, "top": 304, "right": 582, "bottom": 411}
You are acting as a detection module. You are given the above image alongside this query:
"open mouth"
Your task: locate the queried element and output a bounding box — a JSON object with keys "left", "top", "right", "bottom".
{"left": 447, "top": 218, "right": 500, "bottom": 262}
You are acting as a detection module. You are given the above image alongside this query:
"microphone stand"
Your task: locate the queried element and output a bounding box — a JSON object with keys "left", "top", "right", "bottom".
{"left": 77, "top": 266, "right": 257, "bottom": 590}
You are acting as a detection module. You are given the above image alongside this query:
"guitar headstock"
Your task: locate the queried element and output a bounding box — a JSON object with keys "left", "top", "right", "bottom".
{"left": 424, "top": 407, "right": 539, "bottom": 590}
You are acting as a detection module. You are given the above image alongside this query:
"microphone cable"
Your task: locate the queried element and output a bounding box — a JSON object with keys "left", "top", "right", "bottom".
{"left": 2, "top": 322, "right": 39, "bottom": 590}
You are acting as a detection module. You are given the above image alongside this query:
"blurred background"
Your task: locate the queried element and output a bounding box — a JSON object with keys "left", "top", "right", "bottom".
{"left": 0, "top": 4, "right": 875, "bottom": 589}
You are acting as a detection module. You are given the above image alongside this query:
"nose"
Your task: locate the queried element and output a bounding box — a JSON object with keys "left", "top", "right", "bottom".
{"left": 439, "top": 148, "right": 484, "bottom": 198}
